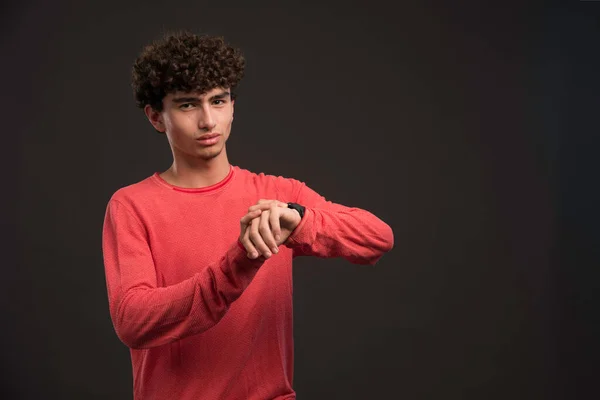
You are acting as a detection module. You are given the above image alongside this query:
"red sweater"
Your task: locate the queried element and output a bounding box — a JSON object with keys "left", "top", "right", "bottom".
{"left": 102, "top": 165, "right": 394, "bottom": 400}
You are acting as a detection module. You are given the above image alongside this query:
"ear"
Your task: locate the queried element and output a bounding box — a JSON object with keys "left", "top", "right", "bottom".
{"left": 231, "top": 99, "right": 235, "bottom": 120}
{"left": 144, "top": 104, "right": 166, "bottom": 133}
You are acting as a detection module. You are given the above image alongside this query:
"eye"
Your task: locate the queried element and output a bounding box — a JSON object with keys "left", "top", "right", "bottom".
{"left": 213, "top": 99, "right": 227, "bottom": 106}
{"left": 179, "top": 103, "right": 195, "bottom": 109}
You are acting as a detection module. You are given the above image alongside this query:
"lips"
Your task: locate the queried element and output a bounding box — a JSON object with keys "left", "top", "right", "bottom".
{"left": 195, "top": 133, "right": 221, "bottom": 146}
{"left": 196, "top": 133, "right": 220, "bottom": 140}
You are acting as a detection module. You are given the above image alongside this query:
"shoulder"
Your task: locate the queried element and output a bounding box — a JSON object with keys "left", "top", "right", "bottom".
{"left": 233, "top": 166, "right": 306, "bottom": 199}
{"left": 107, "top": 174, "right": 158, "bottom": 209}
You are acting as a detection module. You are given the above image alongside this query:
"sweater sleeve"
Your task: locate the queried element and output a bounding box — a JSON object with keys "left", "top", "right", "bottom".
{"left": 102, "top": 200, "right": 264, "bottom": 350}
{"left": 283, "top": 181, "right": 394, "bottom": 265}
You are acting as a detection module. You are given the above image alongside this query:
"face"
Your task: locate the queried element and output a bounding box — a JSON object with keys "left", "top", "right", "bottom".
{"left": 145, "top": 87, "right": 235, "bottom": 163}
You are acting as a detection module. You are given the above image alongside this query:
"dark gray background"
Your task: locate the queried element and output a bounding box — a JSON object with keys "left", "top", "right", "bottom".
{"left": 3, "top": 1, "right": 598, "bottom": 399}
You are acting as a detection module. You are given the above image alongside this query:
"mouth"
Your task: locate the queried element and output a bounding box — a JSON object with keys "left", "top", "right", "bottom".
{"left": 196, "top": 133, "right": 221, "bottom": 146}
{"left": 197, "top": 133, "right": 220, "bottom": 140}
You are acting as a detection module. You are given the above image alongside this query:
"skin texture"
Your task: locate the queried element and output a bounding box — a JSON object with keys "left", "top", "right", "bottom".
{"left": 144, "top": 87, "right": 234, "bottom": 187}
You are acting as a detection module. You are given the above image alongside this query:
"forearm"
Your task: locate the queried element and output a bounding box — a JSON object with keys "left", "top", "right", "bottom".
{"left": 108, "top": 242, "right": 263, "bottom": 349}
{"left": 285, "top": 207, "right": 394, "bottom": 265}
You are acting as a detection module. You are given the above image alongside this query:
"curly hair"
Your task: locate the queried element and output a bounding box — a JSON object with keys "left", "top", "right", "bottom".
{"left": 132, "top": 31, "right": 246, "bottom": 111}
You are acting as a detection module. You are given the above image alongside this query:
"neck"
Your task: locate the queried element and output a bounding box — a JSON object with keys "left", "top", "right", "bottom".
{"left": 161, "top": 152, "right": 231, "bottom": 188}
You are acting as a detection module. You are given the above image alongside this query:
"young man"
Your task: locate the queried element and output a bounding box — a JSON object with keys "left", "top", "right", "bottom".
{"left": 102, "top": 31, "right": 394, "bottom": 400}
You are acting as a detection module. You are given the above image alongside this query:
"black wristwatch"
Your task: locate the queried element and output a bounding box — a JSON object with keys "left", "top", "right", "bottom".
{"left": 287, "top": 202, "right": 305, "bottom": 219}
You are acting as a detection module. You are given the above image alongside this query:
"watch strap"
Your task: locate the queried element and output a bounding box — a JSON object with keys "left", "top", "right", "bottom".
{"left": 287, "top": 202, "right": 305, "bottom": 219}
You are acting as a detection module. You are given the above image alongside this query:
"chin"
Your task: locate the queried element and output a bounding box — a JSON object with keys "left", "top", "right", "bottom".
{"left": 197, "top": 148, "right": 223, "bottom": 161}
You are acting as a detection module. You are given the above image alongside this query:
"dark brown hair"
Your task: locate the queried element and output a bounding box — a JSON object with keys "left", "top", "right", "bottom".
{"left": 131, "top": 31, "right": 246, "bottom": 111}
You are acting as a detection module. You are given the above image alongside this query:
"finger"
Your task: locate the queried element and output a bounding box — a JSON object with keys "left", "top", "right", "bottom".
{"left": 248, "top": 199, "right": 284, "bottom": 213}
{"left": 240, "top": 225, "right": 260, "bottom": 259}
{"left": 269, "top": 204, "right": 282, "bottom": 244}
{"left": 240, "top": 209, "right": 262, "bottom": 259}
{"left": 240, "top": 209, "right": 262, "bottom": 228}
{"left": 240, "top": 228, "right": 260, "bottom": 259}
{"left": 249, "top": 216, "right": 272, "bottom": 258}
{"left": 259, "top": 209, "right": 279, "bottom": 253}
{"left": 240, "top": 212, "right": 261, "bottom": 259}
{"left": 248, "top": 204, "right": 271, "bottom": 214}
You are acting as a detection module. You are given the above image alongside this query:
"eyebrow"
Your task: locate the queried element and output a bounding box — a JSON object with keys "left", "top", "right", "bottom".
{"left": 172, "top": 91, "right": 231, "bottom": 103}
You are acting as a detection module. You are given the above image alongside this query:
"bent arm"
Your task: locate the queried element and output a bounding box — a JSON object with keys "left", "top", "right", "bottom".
{"left": 284, "top": 182, "right": 394, "bottom": 265}
{"left": 102, "top": 200, "right": 264, "bottom": 350}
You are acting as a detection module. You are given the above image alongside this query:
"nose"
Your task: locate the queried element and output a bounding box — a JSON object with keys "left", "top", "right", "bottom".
{"left": 198, "top": 107, "right": 216, "bottom": 131}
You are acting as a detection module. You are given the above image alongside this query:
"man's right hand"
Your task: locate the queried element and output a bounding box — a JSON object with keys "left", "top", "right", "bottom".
{"left": 239, "top": 200, "right": 299, "bottom": 260}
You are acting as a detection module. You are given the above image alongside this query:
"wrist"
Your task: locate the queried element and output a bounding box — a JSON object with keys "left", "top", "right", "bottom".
{"left": 287, "top": 202, "right": 305, "bottom": 219}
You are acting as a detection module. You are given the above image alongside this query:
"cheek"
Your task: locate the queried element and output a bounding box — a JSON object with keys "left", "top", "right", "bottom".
{"left": 222, "top": 113, "right": 234, "bottom": 129}
{"left": 164, "top": 115, "right": 176, "bottom": 131}
{"left": 166, "top": 115, "right": 195, "bottom": 135}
